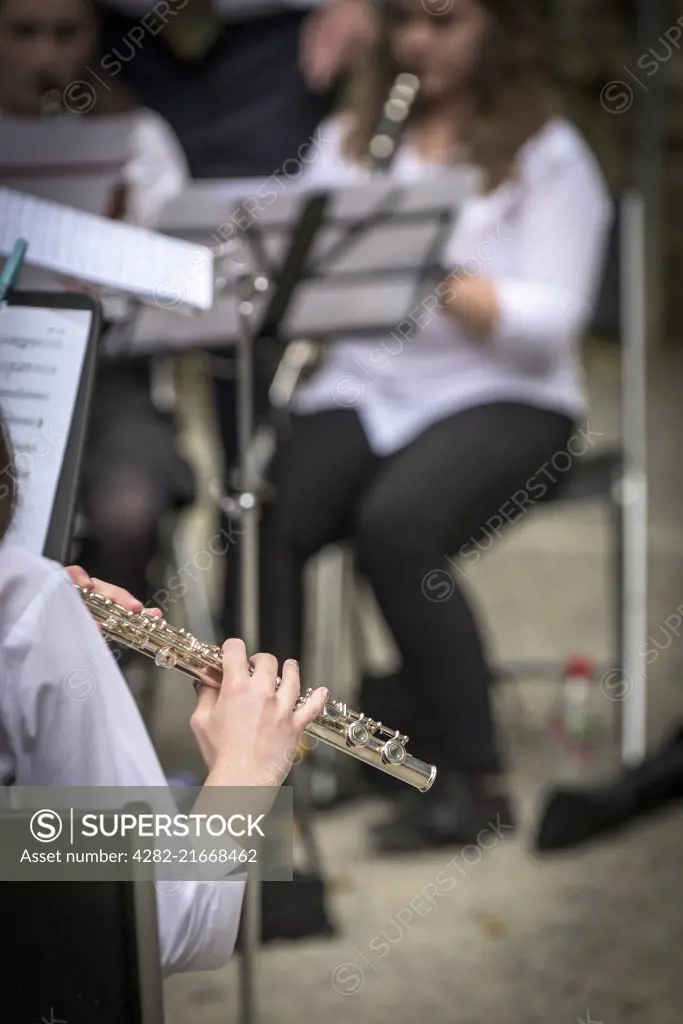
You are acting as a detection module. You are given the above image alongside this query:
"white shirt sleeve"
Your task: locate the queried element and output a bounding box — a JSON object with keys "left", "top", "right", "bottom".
{"left": 490, "top": 155, "right": 613, "bottom": 368}
{"left": 0, "top": 555, "right": 244, "bottom": 976}
{"left": 123, "top": 108, "right": 190, "bottom": 230}
{"left": 297, "top": 115, "right": 352, "bottom": 187}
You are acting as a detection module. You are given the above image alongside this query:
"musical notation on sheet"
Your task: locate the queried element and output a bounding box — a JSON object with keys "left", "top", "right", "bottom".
{"left": 0, "top": 304, "right": 92, "bottom": 555}
{"left": 0, "top": 187, "right": 213, "bottom": 312}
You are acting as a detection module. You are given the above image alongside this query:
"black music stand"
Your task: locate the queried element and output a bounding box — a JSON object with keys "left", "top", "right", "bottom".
{"left": 118, "top": 167, "right": 481, "bottom": 354}
{"left": 212, "top": 171, "right": 476, "bottom": 1024}
{"left": 106, "top": 173, "right": 476, "bottom": 1024}
{"left": 219, "top": 201, "right": 330, "bottom": 1024}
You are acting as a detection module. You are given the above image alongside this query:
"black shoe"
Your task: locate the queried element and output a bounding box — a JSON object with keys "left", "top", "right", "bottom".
{"left": 534, "top": 723, "right": 683, "bottom": 853}
{"left": 533, "top": 789, "right": 623, "bottom": 852}
{"left": 371, "top": 773, "right": 517, "bottom": 853}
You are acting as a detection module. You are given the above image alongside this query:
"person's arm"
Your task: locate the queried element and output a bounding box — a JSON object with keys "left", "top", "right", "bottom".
{"left": 299, "top": 0, "right": 378, "bottom": 92}
{"left": 442, "top": 156, "right": 613, "bottom": 366}
{"left": 0, "top": 562, "right": 241, "bottom": 975}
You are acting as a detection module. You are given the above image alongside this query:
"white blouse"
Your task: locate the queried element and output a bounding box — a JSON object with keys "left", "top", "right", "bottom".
{"left": 292, "top": 116, "right": 613, "bottom": 455}
{"left": 0, "top": 543, "right": 244, "bottom": 976}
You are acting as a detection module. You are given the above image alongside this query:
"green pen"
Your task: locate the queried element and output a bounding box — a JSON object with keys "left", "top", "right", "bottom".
{"left": 0, "top": 238, "right": 29, "bottom": 304}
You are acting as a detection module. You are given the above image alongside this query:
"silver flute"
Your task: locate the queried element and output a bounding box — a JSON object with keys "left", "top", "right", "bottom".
{"left": 78, "top": 587, "right": 437, "bottom": 792}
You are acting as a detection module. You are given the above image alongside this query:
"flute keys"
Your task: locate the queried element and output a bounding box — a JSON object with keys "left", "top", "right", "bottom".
{"left": 155, "top": 648, "right": 177, "bottom": 669}
{"left": 346, "top": 721, "right": 371, "bottom": 748}
{"left": 369, "top": 134, "right": 395, "bottom": 162}
{"left": 382, "top": 738, "right": 407, "bottom": 765}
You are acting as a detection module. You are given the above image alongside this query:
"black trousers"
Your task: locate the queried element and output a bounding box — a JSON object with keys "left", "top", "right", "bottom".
{"left": 261, "top": 402, "right": 575, "bottom": 776}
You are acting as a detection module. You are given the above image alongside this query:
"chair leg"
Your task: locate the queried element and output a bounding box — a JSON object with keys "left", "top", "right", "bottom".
{"left": 304, "top": 546, "right": 363, "bottom": 804}
{"left": 170, "top": 520, "right": 220, "bottom": 646}
{"left": 289, "top": 762, "right": 327, "bottom": 877}
{"left": 134, "top": 512, "right": 219, "bottom": 731}
{"left": 306, "top": 545, "right": 350, "bottom": 696}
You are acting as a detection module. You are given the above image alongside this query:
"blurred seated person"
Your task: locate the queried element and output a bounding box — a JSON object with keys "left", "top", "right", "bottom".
{"left": 262, "top": 0, "right": 613, "bottom": 852}
{"left": 0, "top": 0, "right": 192, "bottom": 602}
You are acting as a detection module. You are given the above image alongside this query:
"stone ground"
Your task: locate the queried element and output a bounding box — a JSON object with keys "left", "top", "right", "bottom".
{"left": 138, "top": 342, "right": 683, "bottom": 1024}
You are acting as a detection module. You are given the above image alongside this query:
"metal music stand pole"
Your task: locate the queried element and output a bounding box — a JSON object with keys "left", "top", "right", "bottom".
{"left": 227, "top": 249, "right": 269, "bottom": 1024}
{"left": 221, "top": 202, "right": 329, "bottom": 1024}
{"left": 619, "top": 190, "right": 648, "bottom": 765}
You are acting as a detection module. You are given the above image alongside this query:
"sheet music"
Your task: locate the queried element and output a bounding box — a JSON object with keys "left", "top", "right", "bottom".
{"left": 0, "top": 187, "right": 213, "bottom": 312}
{"left": 0, "top": 303, "right": 91, "bottom": 555}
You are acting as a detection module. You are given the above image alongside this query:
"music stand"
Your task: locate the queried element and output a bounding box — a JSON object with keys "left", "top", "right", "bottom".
{"left": 122, "top": 167, "right": 480, "bottom": 354}
{"left": 196, "top": 171, "right": 478, "bottom": 1024}
{"left": 96, "top": 173, "right": 478, "bottom": 1024}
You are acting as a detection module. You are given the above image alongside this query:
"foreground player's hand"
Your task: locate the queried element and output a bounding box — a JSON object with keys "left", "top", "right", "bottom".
{"left": 65, "top": 565, "right": 162, "bottom": 617}
{"left": 190, "top": 638, "right": 328, "bottom": 787}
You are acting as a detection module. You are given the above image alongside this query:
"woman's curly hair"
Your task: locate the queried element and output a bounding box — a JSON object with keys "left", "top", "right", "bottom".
{"left": 341, "top": 0, "right": 560, "bottom": 191}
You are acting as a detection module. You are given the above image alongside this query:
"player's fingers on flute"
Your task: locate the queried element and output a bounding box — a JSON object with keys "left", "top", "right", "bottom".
{"left": 89, "top": 577, "right": 145, "bottom": 613}
{"left": 65, "top": 564, "right": 92, "bottom": 589}
{"left": 196, "top": 669, "right": 222, "bottom": 691}
{"left": 190, "top": 682, "right": 220, "bottom": 745}
{"left": 193, "top": 680, "right": 220, "bottom": 710}
{"left": 293, "top": 687, "right": 328, "bottom": 730}
{"left": 276, "top": 658, "right": 301, "bottom": 709}
{"left": 67, "top": 570, "right": 161, "bottom": 616}
{"left": 248, "top": 652, "right": 280, "bottom": 693}
{"left": 220, "top": 638, "right": 250, "bottom": 689}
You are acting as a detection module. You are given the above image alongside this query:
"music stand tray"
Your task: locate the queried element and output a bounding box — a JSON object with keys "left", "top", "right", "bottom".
{"left": 122, "top": 168, "right": 480, "bottom": 355}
